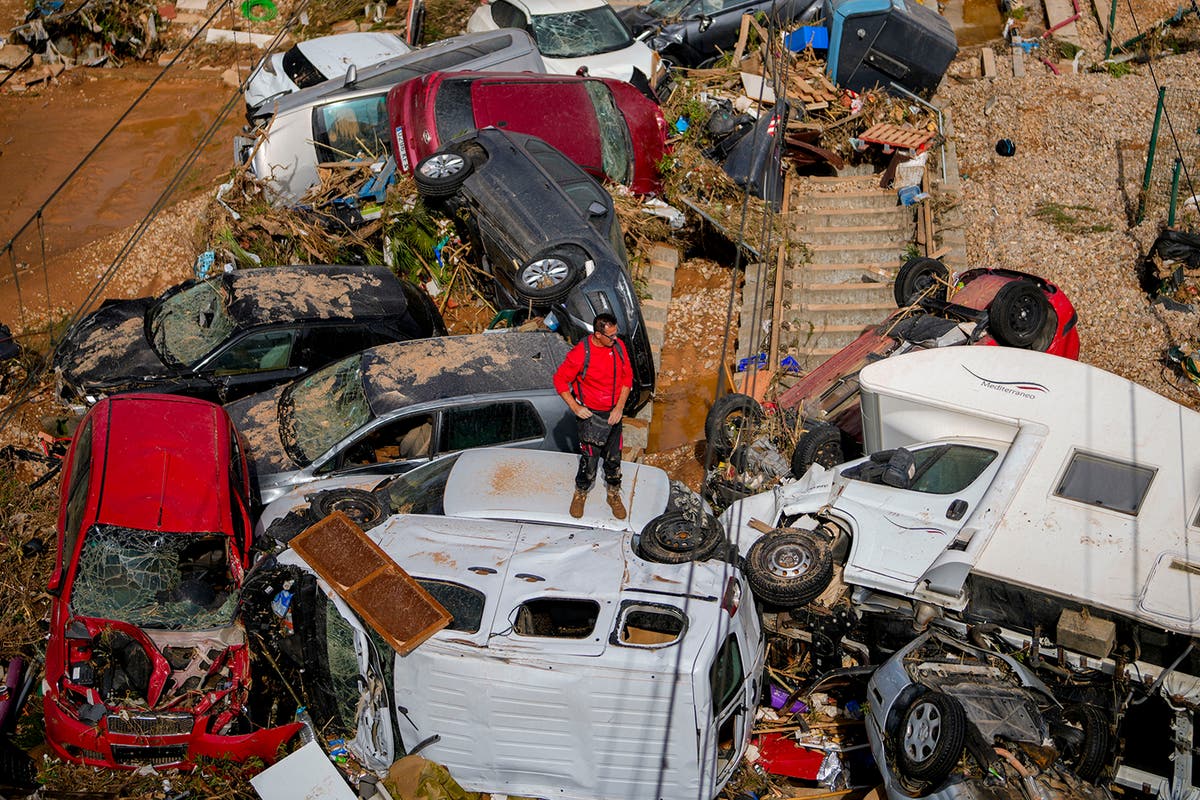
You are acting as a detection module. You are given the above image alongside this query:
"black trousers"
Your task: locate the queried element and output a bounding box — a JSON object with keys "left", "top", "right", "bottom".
{"left": 575, "top": 411, "right": 623, "bottom": 491}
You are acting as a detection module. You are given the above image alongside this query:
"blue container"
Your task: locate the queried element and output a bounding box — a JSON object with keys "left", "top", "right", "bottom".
{"left": 784, "top": 25, "right": 829, "bottom": 51}
{"left": 823, "top": 0, "right": 958, "bottom": 95}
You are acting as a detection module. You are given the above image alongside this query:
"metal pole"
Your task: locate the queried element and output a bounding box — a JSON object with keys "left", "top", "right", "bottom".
{"left": 1169, "top": 158, "right": 1183, "bottom": 227}
{"left": 1137, "top": 86, "right": 1167, "bottom": 224}
{"left": 1105, "top": 0, "right": 1119, "bottom": 57}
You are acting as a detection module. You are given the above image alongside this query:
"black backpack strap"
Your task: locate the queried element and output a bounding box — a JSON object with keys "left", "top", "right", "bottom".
{"left": 571, "top": 337, "right": 591, "bottom": 404}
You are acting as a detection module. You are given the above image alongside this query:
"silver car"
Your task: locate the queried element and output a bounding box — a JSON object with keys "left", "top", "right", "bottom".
{"left": 225, "top": 331, "right": 576, "bottom": 505}
{"left": 235, "top": 29, "right": 545, "bottom": 203}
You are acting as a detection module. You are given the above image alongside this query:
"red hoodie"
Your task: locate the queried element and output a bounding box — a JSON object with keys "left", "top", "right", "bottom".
{"left": 553, "top": 337, "right": 634, "bottom": 412}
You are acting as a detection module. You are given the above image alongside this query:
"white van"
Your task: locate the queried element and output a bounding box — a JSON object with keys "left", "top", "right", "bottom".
{"left": 270, "top": 449, "right": 764, "bottom": 800}
{"left": 725, "top": 345, "right": 1200, "bottom": 638}
{"left": 235, "top": 29, "right": 545, "bottom": 203}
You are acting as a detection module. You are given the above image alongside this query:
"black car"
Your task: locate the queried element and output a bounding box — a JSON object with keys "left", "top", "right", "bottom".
{"left": 55, "top": 264, "right": 445, "bottom": 407}
{"left": 413, "top": 128, "right": 655, "bottom": 413}
{"left": 620, "top": 0, "right": 820, "bottom": 67}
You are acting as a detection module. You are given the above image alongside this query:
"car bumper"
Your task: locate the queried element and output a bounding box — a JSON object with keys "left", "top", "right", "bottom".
{"left": 43, "top": 696, "right": 300, "bottom": 769}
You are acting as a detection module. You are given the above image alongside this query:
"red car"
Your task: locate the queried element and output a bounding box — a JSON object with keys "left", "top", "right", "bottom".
{"left": 387, "top": 70, "right": 668, "bottom": 194}
{"left": 709, "top": 260, "right": 1081, "bottom": 477}
{"left": 44, "top": 394, "right": 298, "bottom": 769}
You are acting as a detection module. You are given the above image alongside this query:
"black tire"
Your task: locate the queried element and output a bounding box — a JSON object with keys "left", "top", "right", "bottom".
{"left": 513, "top": 247, "right": 584, "bottom": 305}
{"left": 989, "top": 280, "right": 1050, "bottom": 348}
{"left": 414, "top": 151, "right": 473, "bottom": 200}
{"left": 894, "top": 257, "right": 949, "bottom": 306}
{"left": 746, "top": 528, "right": 834, "bottom": 607}
{"left": 792, "top": 421, "right": 844, "bottom": 477}
{"left": 308, "top": 488, "right": 385, "bottom": 529}
{"left": 894, "top": 690, "right": 967, "bottom": 787}
{"left": 1059, "top": 703, "right": 1109, "bottom": 783}
{"left": 638, "top": 511, "right": 726, "bottom": 564}
{"left": 704, "top": 393, "right": 764, "bottom": 459}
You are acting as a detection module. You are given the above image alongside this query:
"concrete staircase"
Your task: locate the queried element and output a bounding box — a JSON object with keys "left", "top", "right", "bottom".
{"left": 623, "top": 244, "right": 677, "bottom": 451}
{"left": 739, "top": 173, "right": 916, "bottom": 371}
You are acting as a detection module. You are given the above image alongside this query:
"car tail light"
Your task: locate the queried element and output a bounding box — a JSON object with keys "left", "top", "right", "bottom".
{"left": 721, "top": 577, "right": 741, "bottom": 617}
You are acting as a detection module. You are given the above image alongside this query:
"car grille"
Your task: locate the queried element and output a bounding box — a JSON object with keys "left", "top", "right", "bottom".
{"left": 107, "top": 712, "right": 194, "bottom": 737}
{"left": 111, "top": 744, "right": 189, "bottom": 767}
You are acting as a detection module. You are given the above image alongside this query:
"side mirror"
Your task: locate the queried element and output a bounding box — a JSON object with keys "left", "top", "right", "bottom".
{"left": 698, "top": 14, "right": 713, "bottom": 31}
{"left": 344, "top": 64, "right": 358, "bottom": 88}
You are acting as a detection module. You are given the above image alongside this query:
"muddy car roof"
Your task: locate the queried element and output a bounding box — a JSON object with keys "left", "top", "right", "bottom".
{"left": 359, "top": 331, "right": 568, "bottom": 416}
{"left": 220, "top": 264, "right": 407, "bottom": 324}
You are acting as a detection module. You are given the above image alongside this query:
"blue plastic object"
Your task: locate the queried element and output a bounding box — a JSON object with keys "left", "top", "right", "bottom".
{"left": 674, "top": 117, "right": 689, "bottom": 134}
{"left": 784, "top": 25, "right": 829, "bottom": 51}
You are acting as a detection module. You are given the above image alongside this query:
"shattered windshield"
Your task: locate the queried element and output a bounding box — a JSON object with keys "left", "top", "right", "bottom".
{"left": 148, "top": 279, "right": 236, "bottom": 367}
{"left": 280, "top": 355, "right": 373, "bottom": 466}
{"left": 643, "top": 0, "right": 695, "bottom": 18}
{"left": 530, "top": 6, "right": 633, "bottom": 58}
{"left": 70, "top": 525, "right": 238, "bottom": 631}
{"left": 378, "top": 454, "right": 461, "bottom": 515}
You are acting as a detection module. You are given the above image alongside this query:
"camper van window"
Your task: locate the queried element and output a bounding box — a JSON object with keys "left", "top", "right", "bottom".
{"left": 416, "top": 579, "right": 484, "bottom": 633}
{"left": 1054, "top": 451, "right": 1156, "bottom": 515}
{"left": 613, "top": 601, "right": 686, "bottom": 647}
{"left": 709, "top": 635, "right": 745, "bottom": 717}
{"left": 513, "top": 598, "right": 600, "bottom": 638}
{"left": 909, "top": 445, "right": 998, "bottom": 494}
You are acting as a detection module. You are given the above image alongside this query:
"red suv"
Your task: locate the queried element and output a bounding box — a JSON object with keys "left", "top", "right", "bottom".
{"left": 44, "top": 394, "right": 298, "bottom": 769}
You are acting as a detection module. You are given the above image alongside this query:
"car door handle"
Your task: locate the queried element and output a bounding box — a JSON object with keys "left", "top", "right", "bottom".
{"left": 946, "top": 499, "right": 968, "bottom": 521}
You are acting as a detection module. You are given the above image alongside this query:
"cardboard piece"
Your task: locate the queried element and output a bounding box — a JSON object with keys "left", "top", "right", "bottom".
{"left": 250, "top": 741, "right": 357, "bottom": 800}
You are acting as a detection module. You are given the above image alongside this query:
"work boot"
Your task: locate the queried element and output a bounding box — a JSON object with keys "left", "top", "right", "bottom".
{"left": 569, "top": 489, "right": 587, "bottom": 519}
{"left": 606, "top": 485, "right": 627, "bottom": 520}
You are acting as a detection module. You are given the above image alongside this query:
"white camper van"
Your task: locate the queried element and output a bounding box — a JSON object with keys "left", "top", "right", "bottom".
{"left": 269, "top": 449, "right": 764, "bottom": 800}
{"left": 725, "top": 345, "right": 1200, "bottom": 639}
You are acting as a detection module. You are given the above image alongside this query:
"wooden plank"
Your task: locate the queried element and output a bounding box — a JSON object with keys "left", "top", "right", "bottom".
{"left": 732, "top": 13, "right": 753, "bottom": 62}
{"left": 921, "top": 169, "right": 936, "bottom": 257}
{"left": 982, "top": 47, "right": 997, "bottom": 78}
{"left": 767, "top": 173, "right": 793, "bottom": 369}
{"left": 1043, "top": 0, "right": 1081, "bottom": 44}
{"left": 1093, "top": 0, "right": 1109, "bottom": 33}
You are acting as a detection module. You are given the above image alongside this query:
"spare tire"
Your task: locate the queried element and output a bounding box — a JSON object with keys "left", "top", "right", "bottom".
{"left": 746, "top": 528, "right": 834, "bottom": 607}
{"left": 792, "top": 421, "right": 844, "bottom": 477}
{"left": 1059, "top": 703, "right": 1109, "bottom": 783}
{"left": 895, "top": 257, "right": 950, "bottom": 306}
{"left": 989, "top": 280, "right": 1050, "bottom": 348}
{"left": 638, "top": 511, "right": 726, "bottom": 564}
{"left": 308, "top": 488, "right": 385, "bottom": 529}
{"left": 414, "top": 151, "right": 473, "bottom": 200}
{"left": 705, "top": 393, "right": 764, "bottom": 459}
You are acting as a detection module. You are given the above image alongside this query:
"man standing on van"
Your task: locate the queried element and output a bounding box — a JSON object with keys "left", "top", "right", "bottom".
{"left": 554, "top": 313, "right": 633, "bottom": 520}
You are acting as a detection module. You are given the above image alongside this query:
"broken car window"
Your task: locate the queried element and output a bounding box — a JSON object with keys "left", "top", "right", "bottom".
{"left": 583, "top": 81, "right": 632, "bottom": 185}
{"left": 377, "top": 453, "right": 460, "bottom": 515}
{"left": 281, "top": 46, "right": 325, "bottom": 88}
{"left": 416, "top": 579, "right": 484, "bottom": 633}
{"left": 71, "top": 526, "right": 237, "bottom": 631}
{"left": 529, "top": 6, "right": 633, "bottom": 59}
{"left": 643, "top": 0, "right": 696, "bottom": 18}
{"left": 148, "top": 279, "right": 236, "bottom": 367}
{"left": 314, "top": 95, "right": 390, "bottom": 163}
{"left": 513, "top": 598, "right": 599, "bottom": 638}
{"left": 324, "top": 595, "right": 362, "bottom": 729}
{"left": 281, "top": 354, "right": 373, "bottom": 466}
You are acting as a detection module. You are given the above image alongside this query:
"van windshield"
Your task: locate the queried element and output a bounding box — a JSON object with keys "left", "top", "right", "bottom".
{"left": 530, "top": 6, "right": 633, "bottom": 58}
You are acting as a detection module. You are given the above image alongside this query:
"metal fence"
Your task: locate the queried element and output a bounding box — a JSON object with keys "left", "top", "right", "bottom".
{"left": 1140, "top": 85, "right": 1200, "bottom": 225}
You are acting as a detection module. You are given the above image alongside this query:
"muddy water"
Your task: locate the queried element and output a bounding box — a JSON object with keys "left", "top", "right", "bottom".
{"left": 0, "top": 65, "right": 242, "bottom": 312}
{"left": 949, "top": 0, "right": 1006, "bottom": 46}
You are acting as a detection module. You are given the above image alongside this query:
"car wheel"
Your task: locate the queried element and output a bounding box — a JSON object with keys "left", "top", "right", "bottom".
{"left": 746, "top": 528, "right": 834, "bottom": 607}
{"left": 894, "top": 257, "right": 949, "bottom": 306}
{"left": 1059, "top": 703, "right": 1109, "bottom": 783}
{"left": 414, "top": 151, "right": 473, "bottom": 200}
{"left": 704, "top": 392, "right": 764, "bottom": 460}
{"left": 513, "top": 247, "right": 584, "bottom": 305}
{"left": 894, "top": 690, "right": 967, "bottom": 788}
{"left": 791, "top": 421, "right": 844, "bottom": 477}
{"left": 637, "top": 511, "right": 726, "bottom": 564}
{"left": 308, "top": 488, "right": 385, "bottom": 529}
{"left": 989, "top": 280, "right": 1050, "bottom": 348}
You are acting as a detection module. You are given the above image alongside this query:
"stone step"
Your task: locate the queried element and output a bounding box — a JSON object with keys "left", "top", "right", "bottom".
{"left": 640, "top": 296, "right": 670, "bottom": 326}
{"left": 797, "top": 281, "right": 893, "bottom": 305}
{"left": 795, "top": 302, "right": 895, "bottom": 329}
{"left": 796, "top": 205, "right": 913, "bottom": 227}
{"left": 802, "top": 261, "right": 901, "bottom": 283}
{"left": 808, "top": 242, "right": 912, "bottom": 265}
{"left": 799, "top": 224, "right": 912, "bottom": 247}
{"left": 793, "top": 188, "right": 902, "bottom": 211}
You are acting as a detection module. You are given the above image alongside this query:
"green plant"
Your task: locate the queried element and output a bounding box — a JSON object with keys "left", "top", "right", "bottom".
{"left": 1032, "top": 202, "right": 1114, "bottom": 234}
{"left": 901, "top": 242, "right": 922, "bottom": 262}
{"left": 1104, "top": 59, "right": 1133, "bottom": 77}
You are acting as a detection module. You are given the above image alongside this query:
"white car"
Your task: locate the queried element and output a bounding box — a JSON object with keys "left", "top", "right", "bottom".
{"left": 244, "top": 32, "right": 412, "bottom": 117}
{"left": 467, "top": 0, "right": 662, "bottom": 85}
